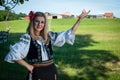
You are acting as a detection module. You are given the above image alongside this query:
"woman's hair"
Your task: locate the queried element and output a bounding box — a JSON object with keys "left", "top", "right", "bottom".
{"left": 26, "top": 11, "right": 49, "bottom": 43}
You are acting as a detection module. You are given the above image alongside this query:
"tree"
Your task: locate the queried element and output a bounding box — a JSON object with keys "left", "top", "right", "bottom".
{"left": 0, "top": 10, "right": 8, "bottom": 21}
{"left": 0, "top": 10, "right": 27, "bottom": 21}
{"left": 19, "top": 12, "right": 27, "bottom": 17}
{"left": 0, "top": 0, "right": 29, "bottom": 10}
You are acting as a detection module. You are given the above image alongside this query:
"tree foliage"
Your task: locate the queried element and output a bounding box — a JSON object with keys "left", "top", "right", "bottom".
{"left": 0, "top": 0, "right": 28, "bottom": 21}
{"left": 0, "top": 10, "right": 27, "bottom": 21}
{"left": 0, "top": 0, "right": 29, "bottom": 10}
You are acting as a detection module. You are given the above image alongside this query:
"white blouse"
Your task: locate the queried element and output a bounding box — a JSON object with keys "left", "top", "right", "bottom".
{"left": 36, "top": 40, "right": 49, "bottom": 61}
{"left": 4, "top": 28, "right": 75, "bottom": 63}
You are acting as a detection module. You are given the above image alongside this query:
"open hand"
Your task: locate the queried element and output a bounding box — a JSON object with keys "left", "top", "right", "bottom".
{"left": 79, "top": 9, "right": 90, "bottom": 19}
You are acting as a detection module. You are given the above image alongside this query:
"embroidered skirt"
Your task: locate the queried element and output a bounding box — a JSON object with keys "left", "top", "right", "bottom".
{"left": 26, "top": 63, "right": 58, "bottom": 80}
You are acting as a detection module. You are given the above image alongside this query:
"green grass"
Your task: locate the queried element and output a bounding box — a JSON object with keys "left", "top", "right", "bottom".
{"left": 0, "top": 18, "right": 120, "bottom": 80}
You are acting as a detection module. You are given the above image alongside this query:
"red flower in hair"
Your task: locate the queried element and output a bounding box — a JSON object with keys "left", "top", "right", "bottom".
{"left": 29, "top": 11, "right": 34, "bottom": 20}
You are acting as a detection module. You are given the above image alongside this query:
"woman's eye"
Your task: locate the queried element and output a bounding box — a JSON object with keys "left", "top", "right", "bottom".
{"left": 41, "top": 21, "right": 44, "bottom": 24}
{"left": 35, "top": 20, "right": 39, "bottom": 23}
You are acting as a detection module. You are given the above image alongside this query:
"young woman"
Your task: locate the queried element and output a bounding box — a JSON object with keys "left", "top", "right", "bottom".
{"left": 5, "top": 9, "right": 90, "bottom": 80}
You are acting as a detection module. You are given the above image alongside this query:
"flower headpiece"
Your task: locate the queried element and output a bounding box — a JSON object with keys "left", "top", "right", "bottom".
{"left": 29, "top": 11, "right": 34, "bottom": 20}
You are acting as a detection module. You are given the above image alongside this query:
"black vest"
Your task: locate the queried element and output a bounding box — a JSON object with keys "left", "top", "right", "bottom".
{"left": 27, "top": 38, "right": 53, "bottom": 64}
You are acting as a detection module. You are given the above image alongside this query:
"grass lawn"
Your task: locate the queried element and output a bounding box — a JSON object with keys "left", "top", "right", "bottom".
{"left": 0, "top": 18, "right": 120, "bottom": 80}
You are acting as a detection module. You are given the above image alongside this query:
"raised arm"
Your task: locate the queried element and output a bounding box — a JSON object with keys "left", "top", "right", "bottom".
{"left": 72, "top": 9, "right": 90, "bottom": 33}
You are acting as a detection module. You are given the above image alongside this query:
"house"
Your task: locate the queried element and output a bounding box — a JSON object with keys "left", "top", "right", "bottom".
{"left": 59, "top": 12, "right": 74, "bottom": 18}
{"left": 45, "top": 12, "right": 52, "bottom": 19}
{"left": 45, "top": 12, "right": 62, "bottom": 19}
{"left": 52, "top": 14, "right": 62, "bottom": 19}
{"left": 104, "top": 12, "right": 114, "bottom": 18}
{"left": 24, "top": 16, "right": 29, "bottom": 20}
{"left": 24, "top": 12, "right": 75, "bottom": 20}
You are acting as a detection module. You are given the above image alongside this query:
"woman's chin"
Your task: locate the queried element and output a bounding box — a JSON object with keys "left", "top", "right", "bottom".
{"left": 35, "top": 28, "right": 43, "bottom": 32}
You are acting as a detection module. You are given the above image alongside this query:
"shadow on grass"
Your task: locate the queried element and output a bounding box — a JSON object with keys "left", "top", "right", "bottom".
{"left": 53, "top": 35, "right": 120, "bottom": 80}
{"left": 0, "top": 33, "right": 119, "bottom": 80}
{"left": 0, "top": 33, "right": 27, "bottom": 80}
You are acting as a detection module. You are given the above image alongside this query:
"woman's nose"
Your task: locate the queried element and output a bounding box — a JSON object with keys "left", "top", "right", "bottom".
{"left": 38, "top": 22, "right": 41, "bottom": 26}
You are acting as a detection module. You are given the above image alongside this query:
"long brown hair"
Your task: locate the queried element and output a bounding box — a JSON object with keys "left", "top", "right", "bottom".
{"left": 26, "top": 11, "right": 49, "bottom": 43}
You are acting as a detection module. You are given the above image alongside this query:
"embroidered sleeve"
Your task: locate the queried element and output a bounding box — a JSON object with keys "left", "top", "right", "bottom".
{"left": 49, "top": 28, "right": 75, "bottom": 47}
{"left": 4, "top": 34, "right": 31, "bottom": 63}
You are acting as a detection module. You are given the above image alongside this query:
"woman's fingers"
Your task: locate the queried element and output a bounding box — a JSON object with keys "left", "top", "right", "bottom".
{"left": 87, "top": 10, "right": 90, "bottom": 14}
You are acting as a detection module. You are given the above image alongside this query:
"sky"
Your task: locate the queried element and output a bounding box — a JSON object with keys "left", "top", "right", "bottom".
{"left": 5, "top": 0, "right": 120, "bottom": 18}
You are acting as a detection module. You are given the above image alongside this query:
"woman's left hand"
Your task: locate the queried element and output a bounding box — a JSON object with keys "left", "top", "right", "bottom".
{"left": 79, "top": 9, "right": 90, "bottom": 19}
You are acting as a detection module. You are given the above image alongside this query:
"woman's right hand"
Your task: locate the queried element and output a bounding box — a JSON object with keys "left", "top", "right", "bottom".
{"left": 15, "top": 60, "right": 34, "bottom": 73}
{"left": 26, "top": 64, "right": 34, "bottom": 73}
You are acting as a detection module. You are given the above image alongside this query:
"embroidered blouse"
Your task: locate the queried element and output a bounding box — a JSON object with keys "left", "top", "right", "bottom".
{"left": 4, "top": 28, "right": 75, "bottom": 63}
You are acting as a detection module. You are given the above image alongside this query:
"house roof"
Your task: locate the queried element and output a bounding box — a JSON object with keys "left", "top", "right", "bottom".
{"left": 24, "top": 16, "right": 30, "bottom": 20}
{"left": 59, "top": 14, "right": 70, "bottom": 16}
{"left": 104, "top": 13, "right": 113, "bottom": 17}
{"left": 59, "top": 12, "right": 72, "bottom": 16}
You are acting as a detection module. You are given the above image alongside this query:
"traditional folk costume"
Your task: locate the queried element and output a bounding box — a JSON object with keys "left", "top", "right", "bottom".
{"left": 5, "top": 28, "right": 75, "bottom": 80}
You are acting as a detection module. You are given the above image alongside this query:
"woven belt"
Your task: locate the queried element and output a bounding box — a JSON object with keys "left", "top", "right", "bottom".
{"left": 32, "top": 60, "right": 54, "bottom": 68}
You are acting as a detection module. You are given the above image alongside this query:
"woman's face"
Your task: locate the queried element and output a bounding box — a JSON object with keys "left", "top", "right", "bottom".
{"left": 34, "top": 16, "right": 45, "bottom": 32}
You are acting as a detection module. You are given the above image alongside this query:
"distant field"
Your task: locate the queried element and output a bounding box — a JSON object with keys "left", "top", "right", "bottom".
{"left": 0, "top": 18, "right": 120, "bottom": 80}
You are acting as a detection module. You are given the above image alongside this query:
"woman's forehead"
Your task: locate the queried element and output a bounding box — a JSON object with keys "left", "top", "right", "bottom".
{"left": 35, "top": 16, "right": 45, "bottom": 21}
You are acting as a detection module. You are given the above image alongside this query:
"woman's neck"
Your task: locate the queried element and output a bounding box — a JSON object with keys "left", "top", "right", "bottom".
{"left": 34, "top": 31, "right": 40, "bottom": 36}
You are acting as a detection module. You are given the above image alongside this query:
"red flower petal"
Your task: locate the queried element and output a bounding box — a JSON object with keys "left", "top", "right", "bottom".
{"left": 29, "top": 11, "right": 34, "bottom": 20}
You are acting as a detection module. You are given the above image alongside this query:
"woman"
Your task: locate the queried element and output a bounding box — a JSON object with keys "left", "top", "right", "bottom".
{"left": 5, "top": 10, "right": 90, "bottom": 80}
